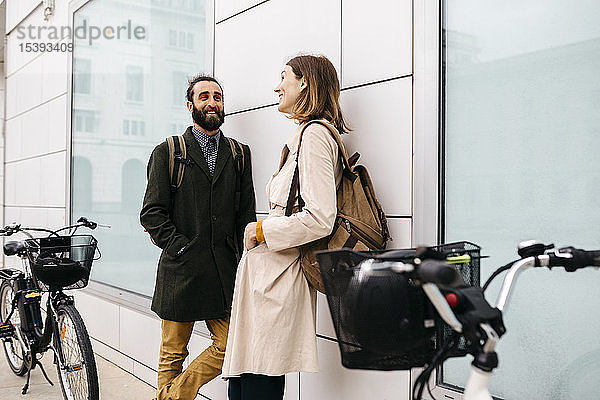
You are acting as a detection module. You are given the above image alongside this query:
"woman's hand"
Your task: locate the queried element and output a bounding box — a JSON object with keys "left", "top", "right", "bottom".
{"left": 244, "top": 222, "right": 258, "bottom": 250}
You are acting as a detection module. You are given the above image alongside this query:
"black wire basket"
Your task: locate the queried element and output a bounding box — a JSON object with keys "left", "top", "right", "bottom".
{"left": 24, "top": 235, "right": 98, "bottom": 291}
{"left": 315, "top": 241, "right": 481, "bottom": 371}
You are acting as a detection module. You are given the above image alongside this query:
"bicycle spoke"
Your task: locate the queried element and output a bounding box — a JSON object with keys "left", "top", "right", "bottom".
{"left": 57, "top": 312, "right": 90, "bottom": 400}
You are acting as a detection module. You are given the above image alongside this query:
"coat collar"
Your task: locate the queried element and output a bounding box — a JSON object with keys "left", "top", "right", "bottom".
{"left": 212, "top": 132, "right": 232, "bottom": 183}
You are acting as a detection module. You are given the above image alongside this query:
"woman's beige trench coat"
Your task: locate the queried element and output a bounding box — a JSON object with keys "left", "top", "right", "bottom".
{"left": 222, "top": 120, "right": 343, "bottom": 377}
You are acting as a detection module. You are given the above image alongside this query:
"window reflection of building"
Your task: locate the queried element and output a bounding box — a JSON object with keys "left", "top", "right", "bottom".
{"left": 73, "top": 110, "right": 95, "bottom": 132}
{"left": 72, "top": 157, "right": 92, "bottom": 211}
{"left": 71, "top": 0, "right": 210, "bottom": 296}
{"left": 123, "top": 119, "right": 146, "bottom": 136}
{"left": 121, "top": 159, "right": 146, "bottom": 212}
{"left": 172, "top": 71, "right": 188, "bottom": 105}
{"left": 443, "top": 33, "right": 600, "bottom": 400}
{"left": 73, "top": 58, "right": 91, "bottom": 94}
{"left": 168, "top": 30, "right": 194, "bottom": 50}
{"left": 126, "top": 65, "right": 144, "bottom": 102}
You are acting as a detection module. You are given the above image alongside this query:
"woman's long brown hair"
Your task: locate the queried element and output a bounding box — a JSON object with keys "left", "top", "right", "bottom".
{"left": 286, "top": 55, "right": 350, "bottom": 134}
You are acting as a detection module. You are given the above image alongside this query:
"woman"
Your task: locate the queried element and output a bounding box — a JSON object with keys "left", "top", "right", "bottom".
{"left": 222, "top": 54, "right": 350, "bottom": 400}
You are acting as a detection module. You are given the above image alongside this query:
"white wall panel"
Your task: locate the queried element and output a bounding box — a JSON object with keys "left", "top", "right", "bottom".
{"left": 17, "top": 205, "right": 65, "bottom": 228}
{"left": 91, "top": 337, "right": 135, "bottom": 375}
{"left": 316, "top": 292, "right": 336, "bottom": 339}
{"left": 284, "top": 373, "right": 299, "bottom": 400}
{"left": 5, "top": 116, "right": 22, "bottom": 161}
{"left": 119, "top": 307, "right": 161, "bottom": 369}
{"left": 6, "top": 0, "right": 41, "bottom": 34}
{"left": 215, "top": 0, "right": 341, "bottom": 113}
{"left": 5, "top": 33, "right": 38, "bottom": 78}
{"left": 47, "top": 94, "right": 68, "bottom": 152}
{"left": 41, "top": 50, "right": 69, "bottom": 101}
{"left": 301, "top": 338, "right": 410, "bottom": 400}
{"left": 340, "top": 77, "right": 412, "bottom": 216}
{"left": 132, "top": 360, "right": 157, "bottom": 388}
{"left": 6, "top": 1, "right": 70, "bottom": 76}
{"left": 387, "top": 217, "right": 412, "bottom": 248}
{"left": 39, "top": 151, "right": 67, "bottom": 207}
{"left": 16, "top": 106, "right": 46, "bottom": 159}
{"left": 75, "top": 290, "right": 120, "bottom": 348}
{"left": 5, "top": 158, "right": 40, "bottom": 205}
{"left": 221, "top": 105, "right": 299, "bottom": 213}
{"left": 5, "top": 96, "right": 66, "bottom": 162}
{"left": 342, "top": 0, "right": 412, "bottom": 87}
{"left": 3, "top": 206, "right": 21, "bottom": 227}
{"left": 5, "top": 72, "right": 18, "bottom": 118}
{"left": 5, "top": 56, "right": 43, "bottom": 119}
{"left": 216, "top": 0, "right": 265, "bottom": 23}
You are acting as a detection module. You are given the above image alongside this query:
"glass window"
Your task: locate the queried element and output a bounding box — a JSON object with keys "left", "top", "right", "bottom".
{"left": 172, "top": 71, "right": 188, "bottom": 105}
{"left": 73, "top": 110, "right": 95, "bottom": 132}
{"left": 168, "top": 29, "right": 177, "bottom": 46}
{"left": 73, "top": 58, "right": 91, "bottom": 94}
{"left": 126, "top": 65, "right": 144, "bottom": 102}
{"left": 442, "top": 1, "right": 600, "bottom": 399}
{"left": 71, "top": 0, "right": 212, "bottom": 296}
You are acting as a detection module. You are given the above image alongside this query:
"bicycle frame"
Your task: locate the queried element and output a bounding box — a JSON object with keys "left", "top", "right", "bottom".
{"left": 2, "top": 255, "right": 71, "bottom": 365}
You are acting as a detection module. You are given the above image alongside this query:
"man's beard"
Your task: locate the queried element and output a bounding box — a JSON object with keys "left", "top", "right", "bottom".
{"left": 192, "top": 104, "right": 225, "bottom": 131}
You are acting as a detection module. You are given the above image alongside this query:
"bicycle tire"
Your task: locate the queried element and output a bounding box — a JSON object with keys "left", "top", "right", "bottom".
{"left": 53, "top": 303, "right": 99, "bottom": 400}
{"left": 0, "top": 280, "right": 28, "bottom": 376}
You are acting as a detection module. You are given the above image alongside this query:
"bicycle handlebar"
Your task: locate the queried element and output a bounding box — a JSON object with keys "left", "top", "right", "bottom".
{"left": 549, "top": 247, "right": 600, "bottom": 271}
{"left": 0, "top": 216, "right": 108, "bottom": 237}
{"left": 414, "top": 259, "right": 464, "bottom": 287}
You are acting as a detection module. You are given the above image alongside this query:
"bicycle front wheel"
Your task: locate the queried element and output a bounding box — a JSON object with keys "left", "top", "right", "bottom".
{"left": 0, "top": 280, "right": 28, "bottom": 376}
{"left": 54, "top": 304, "right": 99, "bottom": 400}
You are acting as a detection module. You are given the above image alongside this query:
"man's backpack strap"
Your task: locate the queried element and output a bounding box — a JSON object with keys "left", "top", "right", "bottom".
{"left": 226, "top": 137, "right": 245, "bottom": 257}
{"left": 166, "top": 135, "right": 188, "bottom": 193}
{"left": 226, "top": 137, "right": 245, "bottom": 215}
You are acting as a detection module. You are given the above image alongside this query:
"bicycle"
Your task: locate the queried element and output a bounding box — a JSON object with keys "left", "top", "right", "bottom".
{"left": 0, "top": 217, "right": 107, "bottom": 400}
{"left": 317, "top": 240, "right": 600, "bottom": 400}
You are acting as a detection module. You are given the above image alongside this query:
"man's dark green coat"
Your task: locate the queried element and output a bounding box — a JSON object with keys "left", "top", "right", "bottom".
{"left": 140, "top": 128, "right": 256, "bottom": 322}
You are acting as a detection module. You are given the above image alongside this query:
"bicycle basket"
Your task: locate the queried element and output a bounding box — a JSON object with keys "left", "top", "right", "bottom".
{"left": 315, "top": 241, "right": 481, "bottom": 371}
{"left": 24, "top": 235, "right": 98, "bottom": 291}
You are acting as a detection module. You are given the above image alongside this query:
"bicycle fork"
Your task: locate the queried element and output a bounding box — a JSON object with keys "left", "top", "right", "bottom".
{"left": 463, "top": 324, "right": 499, "bottom": 400}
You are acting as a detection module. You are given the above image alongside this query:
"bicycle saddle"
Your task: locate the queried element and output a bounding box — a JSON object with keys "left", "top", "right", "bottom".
{"left": 4, "top": 241, "right": 25, "bottom": 256}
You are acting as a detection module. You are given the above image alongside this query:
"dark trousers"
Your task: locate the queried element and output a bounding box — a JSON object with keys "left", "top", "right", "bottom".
{"left": 228, "top": 373, "right": 285, "bottom": 400}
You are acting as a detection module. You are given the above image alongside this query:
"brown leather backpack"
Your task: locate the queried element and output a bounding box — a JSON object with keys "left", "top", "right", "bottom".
{"left": 285, "top": 121, "right": 391, "bottom": 292}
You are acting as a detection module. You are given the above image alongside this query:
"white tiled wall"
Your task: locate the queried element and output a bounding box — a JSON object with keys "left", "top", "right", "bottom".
{"left": 4, "top": 0, "right": 420, "bottom": 399}
{"left": 340, "top": 78, "right": 413, "bottom": 216}
{"left": 215, "top": 0, "right": 341, "bottom": 113}
{"left": 5, "top": 0, "right": 40, "bottom": 33}
{"left": 216, "top": 0, "right": 265, "bottom": 22}
{"left": 342, "top": 0, "right": 413, "bottom": 87}
{"left": 300, "top": 339, "right": 410, "bottom": 400}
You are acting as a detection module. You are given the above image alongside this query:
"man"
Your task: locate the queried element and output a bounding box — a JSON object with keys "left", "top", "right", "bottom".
{"left": 140, "top": 75, "right": 256, "bottom": 400}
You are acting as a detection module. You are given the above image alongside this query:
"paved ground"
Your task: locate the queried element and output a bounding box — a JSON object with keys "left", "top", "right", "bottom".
{"left": 0, "top": 351, "right": 155, "bottom": 400}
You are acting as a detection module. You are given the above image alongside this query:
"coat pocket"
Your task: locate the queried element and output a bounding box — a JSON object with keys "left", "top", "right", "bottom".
{"left": 171, "top": 235, "right": 200, "bottom": 260}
